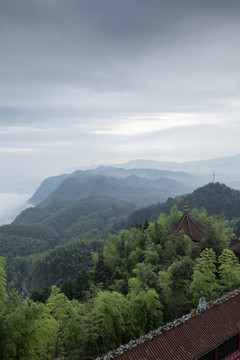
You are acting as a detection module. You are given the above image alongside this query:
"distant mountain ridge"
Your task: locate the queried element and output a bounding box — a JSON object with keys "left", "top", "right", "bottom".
{"left": 118, "top": 154, "right": 240, "bottom": 185}
{"left": 30, "top": 153, "right": 240, "bottom": 207}
{"left": 29, "top": 166, "right": 204, "bottom": 207}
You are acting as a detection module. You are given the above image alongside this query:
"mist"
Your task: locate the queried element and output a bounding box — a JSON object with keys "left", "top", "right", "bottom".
{"left": 0, "top": 193, "right": 33, "bottom": 225}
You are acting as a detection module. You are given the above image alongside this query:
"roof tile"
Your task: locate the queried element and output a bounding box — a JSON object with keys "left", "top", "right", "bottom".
{"left": 99, "top": 291, "right": 240, "bottom": 360}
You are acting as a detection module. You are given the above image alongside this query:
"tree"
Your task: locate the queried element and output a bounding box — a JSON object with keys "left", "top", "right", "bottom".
{"left": 46, "top": 286, "right": 86, "bottom": 359}
{"left": 218, "top": 249, "right": 240, "bottom": 294}
{"left": 30, "top": 286, "right": 51, "bottom": 303}
{"left": 0, "top": 257, "right": 7, "bottom": 357}
{"left": 158, "top": 270, "right": 171, "bottom": 321}
{"left": 0, "top": 257, "right": 7, "bottom": 311}
{"left": 73, "top": 269, "right": 91, "bottom": 301}
{"left": 132, "top": 262, "right": 159, "bottom": 290}
{"left": 166, "top": 256, "right": 194, "bottom": 320}
{"left": 90, "top": 290, "right": 127, "bottom": 356}
{"left": 127, "top": 278, "right": 163, "bottom": 337}
{"left": 1, "top": 296, "right": 55, "bottom": 360}
{"left": 189, "top": 248, "right": 219, "bottom": 305}
{"left": 166, "top": 205, "right": 183, "bottom": 227}
{"left": 143, "top": 239, "right": 162, "bottom": 268}
{"left": 200, "top": 216, "right": 233, "bottom": 256}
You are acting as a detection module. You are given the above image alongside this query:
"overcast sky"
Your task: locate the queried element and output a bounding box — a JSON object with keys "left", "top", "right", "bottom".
{"left": 1, "top": 0, "right": 240, "bottom": 194}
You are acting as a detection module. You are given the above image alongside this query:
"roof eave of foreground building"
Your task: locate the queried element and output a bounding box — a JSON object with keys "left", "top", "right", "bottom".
{"left": 96, "top": 289, "right": 240, "bottom": 360}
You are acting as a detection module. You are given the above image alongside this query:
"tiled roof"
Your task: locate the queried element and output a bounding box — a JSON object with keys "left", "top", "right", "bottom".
{"left": 230, "top": 238, "right": 240, "bottom": 254}
{"left": 173, "top": 213, "right": 205, "bottom": 242}
{"left": 97, "top": 290, "right": 240, "bottom": 360}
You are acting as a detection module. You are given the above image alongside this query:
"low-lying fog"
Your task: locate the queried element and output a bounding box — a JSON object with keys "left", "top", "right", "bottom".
{"left": 0, "top": 193, "right": 33, "bottom": 225}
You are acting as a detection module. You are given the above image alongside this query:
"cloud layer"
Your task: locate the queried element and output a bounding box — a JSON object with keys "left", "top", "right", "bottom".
{"left": 0, "top": 193, "right": 32, "bottom": 225}
{"left": 1, "top": 0, "right": 240, "bottom": 191}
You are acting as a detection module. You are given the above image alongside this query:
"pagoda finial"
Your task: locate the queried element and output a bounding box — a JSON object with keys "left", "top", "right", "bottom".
{"left": 184, "top": 200, "right": 189, "bottom": 214}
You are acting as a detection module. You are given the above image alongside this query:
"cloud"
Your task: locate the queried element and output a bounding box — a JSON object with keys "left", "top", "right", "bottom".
{"left": 0, "top": 148, "right": 39, "bottom": 154}
{"left": 0, "top": 0, "right": 240, "bottom": 195}
{"left": 93, "top": 113, "right": 220, "bottom": 136}
{"left": 1, "top": 0, "right": 240, "bottom": 115}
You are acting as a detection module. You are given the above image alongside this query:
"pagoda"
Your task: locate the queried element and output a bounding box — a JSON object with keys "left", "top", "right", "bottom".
{"left": 173, "top": 200, "right": 205, "bottom": 242}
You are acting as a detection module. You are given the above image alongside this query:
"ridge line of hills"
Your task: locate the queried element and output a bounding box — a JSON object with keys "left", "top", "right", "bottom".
{"left": 9, "top": 180, "right": 240, "bottom": 292}
{"left": 29, "top": 166, "right": 206, "bottom": 207}
{"left": 3, "top": 157, "right": 240, "bottom": 293}
{"left": 29, "top": 153, "right": 240, "bottom": 207}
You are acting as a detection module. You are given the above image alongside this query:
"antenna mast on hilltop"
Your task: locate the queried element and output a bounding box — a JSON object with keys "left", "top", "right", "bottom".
{"left": 213, "top": 171, "right": 215, "bottom": 183}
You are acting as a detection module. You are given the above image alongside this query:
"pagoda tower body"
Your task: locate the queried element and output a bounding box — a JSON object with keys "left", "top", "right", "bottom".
{"left": 173, "top": 201, "right": 205, "bottom": 242}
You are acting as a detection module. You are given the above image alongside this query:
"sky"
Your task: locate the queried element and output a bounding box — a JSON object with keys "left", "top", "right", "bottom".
{"left": 1, "top": 0, "right": 240, "bottom": 221}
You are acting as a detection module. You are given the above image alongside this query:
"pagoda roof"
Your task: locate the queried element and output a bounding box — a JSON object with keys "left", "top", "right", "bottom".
{"left": 173, "top": 201, "right": 205, "bottom": 242}
{"left": 97, "top": 289, "right": 240, "bottom": 360}
{"left": 230, "top": 237, "right": 240, "bottom": 254}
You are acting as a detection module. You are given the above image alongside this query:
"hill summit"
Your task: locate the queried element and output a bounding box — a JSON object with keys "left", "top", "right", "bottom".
{"left": 127, "top": 182, "right": 240, "bottom": 225}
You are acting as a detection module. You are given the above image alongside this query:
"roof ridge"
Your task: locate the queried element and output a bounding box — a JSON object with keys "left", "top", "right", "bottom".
{"left": 186, "top": 215, "right": 193, "bottom": 238}
{"left": 174, "top": 214, "right": 185, "bottom": 233}
{"left": 187, "top": 214, "right": 206, "bottom": 232}
{"left": 173, "top": 214, "right": 205, "bottom": 236}
{"left": 96, "top": 289, "right": 240, "bottom": 360}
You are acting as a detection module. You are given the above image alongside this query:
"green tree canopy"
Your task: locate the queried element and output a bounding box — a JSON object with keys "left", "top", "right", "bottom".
{"left": 189, "top": 248, "right": 219, "bottom": 305}
{"left": 127, "top": 278, "right": 163, "bottom": 337}
{"left": 90, "top": 290, "right": 127, "bottom": 356}
{"left": 218, "top": 249, "right": 240, "bottom": 294}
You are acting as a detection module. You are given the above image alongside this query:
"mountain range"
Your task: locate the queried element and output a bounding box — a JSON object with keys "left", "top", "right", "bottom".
{"left": 29, "top": 166, "right": 205, "bottom": 207}
{"left": 117, "top": 154, "right": 240, "bottom": 186}
{"left": 29, "top": 153, "right": 240, "bottom": 209}
{"left": 3, "top": 153, "right": 240, "bottom": 293}
{"left": 11, "top": 180, "right": 240, "bottom": 291}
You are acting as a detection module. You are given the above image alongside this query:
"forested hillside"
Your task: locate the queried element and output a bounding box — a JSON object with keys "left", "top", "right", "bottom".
{"left": 0, "top": 224, "right": 60, "bottom": 289}
{"left": 0, "top": 206, "right": 238, "bottom": 360}
{"left": 3, "top": 181, "right": 240, "bottom": 293}
{"left": 5, "top": 196, "right": 135, "bottom": 291}
{"left": 128, "top": 182, "right": 240, "bottom": 232}
{"left": 14, "top": 196, "right": 134, "bottom": 239}
{"left": 0, "top": 177, "right": 239, "bottom": 359}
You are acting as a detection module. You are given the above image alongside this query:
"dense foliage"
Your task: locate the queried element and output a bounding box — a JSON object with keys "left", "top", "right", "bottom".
{"left": 1, "top": 205, "right": 239, "bottom": 359}
{"left": 14, "top": 196, "right": 135, "bottom": 239}
{"left": 2, "top": 180, "right": 240, "bottom": 358}
{"left": 6, "top": 196, "right": 135, "bottom": 290}
{"left": 27, "top": 239, "right": 103, "bottom": 290}
{"left": 1, "top": 194, "right": 240, "bottom": 360}
{"left": 6, "top": 182, "right": 239, "bottom": 294}
{"left": 0, "top": 224, "right": 60, "bottom": 290}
